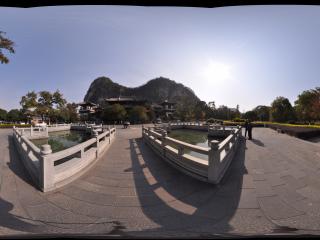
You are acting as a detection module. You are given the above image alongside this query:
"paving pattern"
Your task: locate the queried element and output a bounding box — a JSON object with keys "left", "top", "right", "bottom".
{"left": 1, "top": 126, "right": 320, "bottom": 237}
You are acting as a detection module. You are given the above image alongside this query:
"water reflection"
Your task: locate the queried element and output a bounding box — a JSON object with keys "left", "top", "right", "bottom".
{"left": 167, "top": 129, "right": 224, "bottom": 160}
{"left": 31, "top": 130, "right": 91, "bottom": 153}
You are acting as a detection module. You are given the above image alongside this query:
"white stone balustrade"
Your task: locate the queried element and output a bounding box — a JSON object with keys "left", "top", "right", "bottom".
{"left": 13, "top": 125, "right": 116, "bottom": 192}
{"left": 142, "top": 123, "right": 242, "bottom": 184}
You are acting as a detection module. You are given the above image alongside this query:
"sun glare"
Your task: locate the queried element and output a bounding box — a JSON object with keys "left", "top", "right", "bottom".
{"left": 202, "top": 61, "right": 232, "bottom": 84}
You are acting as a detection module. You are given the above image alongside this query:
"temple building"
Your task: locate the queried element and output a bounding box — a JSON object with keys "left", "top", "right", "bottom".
{"left": 104, "top": 96, "right": 148, "bottom": 111}
{"left": 77, "top": 101, "right": 101, "bottom": 121}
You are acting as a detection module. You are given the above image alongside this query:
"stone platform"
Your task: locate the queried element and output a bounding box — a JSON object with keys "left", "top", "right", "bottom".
{"left": 1, "top": 126, "right": 320, "bottom": 237}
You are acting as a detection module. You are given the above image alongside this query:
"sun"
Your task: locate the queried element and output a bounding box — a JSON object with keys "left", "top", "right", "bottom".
{"left": 202, "top": 61, "right": 232, "bottom": 83}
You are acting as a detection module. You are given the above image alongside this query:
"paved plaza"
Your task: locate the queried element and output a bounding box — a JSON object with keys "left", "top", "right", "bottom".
{"left": 1, "top": 126, "right": 320, "bottom": 237}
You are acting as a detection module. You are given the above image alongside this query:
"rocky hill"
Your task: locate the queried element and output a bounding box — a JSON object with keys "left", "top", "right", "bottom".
{"left": 84, "top": 76, "right": 201, "bottom": 106}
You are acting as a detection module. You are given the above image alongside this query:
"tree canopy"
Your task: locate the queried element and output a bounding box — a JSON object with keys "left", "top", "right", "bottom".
{"left": 0, "top": 31, "right": 15, "bottom": 64}
{"left": 270, "top": 97, "right": 295, "bottom": 122}
{"left": 294, "top": 87, "right": 320, "bottom": 122}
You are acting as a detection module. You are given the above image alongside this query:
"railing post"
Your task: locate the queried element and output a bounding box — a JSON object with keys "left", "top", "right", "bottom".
{"left": 208, "top": 140, "right": 220, "bottom": 184}
{"left": 108, "top": 127, "right": 111, "bottom": 143}
{"left": 40, "top": 144, "right": 54, "bottom": 192}
{"left": 238, "top": 125, "right": 242, "bottom": 136}
{"left": 95, "top": 135, "right": 100, "bottom": 158}
{"left": 178, "top": 146, "right": 184, "bottom": 160}
{"left": 30, "top": 125, "right": 33, "bottom": 137}
{"left": 161, "top": 131, "right": 167, "bottom": 147}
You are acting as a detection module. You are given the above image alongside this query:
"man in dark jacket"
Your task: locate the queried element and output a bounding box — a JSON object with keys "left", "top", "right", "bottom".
{"left": 247, "top": 120, "right": 253, "bottom": 140}
{"left": 244, "top": 119, "right": 249, "bottom": 138}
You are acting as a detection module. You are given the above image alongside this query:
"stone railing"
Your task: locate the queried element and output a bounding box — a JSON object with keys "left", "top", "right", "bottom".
{"left": 142, "top": 125, "right": 242, "bottom": 184}
{"left": 47, "top": 123, "right": 71, "bottom": 132}
{"left": 13, "top": 126, "right": 116, "bottom": 192}
{"left": 15, "top": 126, "right": 49, "bottom": 139}
{"left": 161, "top": 122, "right": 233, "bottom": 133}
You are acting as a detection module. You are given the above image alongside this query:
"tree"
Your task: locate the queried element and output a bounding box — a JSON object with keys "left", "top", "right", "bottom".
{"left": 20, "top": 91, "right": 38, "bottom": 111}
{"left": 253, "top": 105, "right": 270, "bottom": 121}
{"left": 56, "top": 103, "right": 79, "bottom": 123}
{"left": 128, "top": 106, "right": 148, "bottom": 124}
{"left": 270, "top": 96, "right": 295, "bottom": 122}
{"left": 102, "top": 104, "right": 127, "bottom": 123}
{"left": 294, "top": 87, "right": 320, "bottom": 122}
{"left": 242, "top": 110, "right": 258, "bottom": 121}
{"left": 0, "top": 31, "right": 15, "bottom": 64}
{"left": 194, "top": 101, "right": 208, "bottom": 121}
{"left": 20, "top": 90, "right": 67, "bottom": 123}
{"left": 0, "top": 108, "right": 7, "bottom": 121}
{"left": 37, "top": 91, "right": 53, "bottom": 121}
{"left": 7, "top": 109, "right": 23, "bottom": 122}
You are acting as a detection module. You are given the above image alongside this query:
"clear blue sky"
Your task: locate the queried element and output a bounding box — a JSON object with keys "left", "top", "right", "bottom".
{"left": 1, "top": 5, "right": 320, "bottom": 112}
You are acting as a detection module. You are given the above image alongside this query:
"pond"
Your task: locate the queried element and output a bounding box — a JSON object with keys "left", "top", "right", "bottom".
{"left": 31, "top": 130, "right": 91, "bottom": 153}
{"left": 167, "top": 129, "right": 225, "bottom": 160}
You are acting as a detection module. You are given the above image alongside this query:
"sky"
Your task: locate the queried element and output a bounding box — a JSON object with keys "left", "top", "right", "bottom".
{"left": 1, "top": 5, "right": 320, "bottom": 112}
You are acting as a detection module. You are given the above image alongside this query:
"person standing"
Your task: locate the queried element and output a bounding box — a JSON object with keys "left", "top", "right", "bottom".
{"left": 244, "top": 119, "right": 249, "bottom": 138}
{"left": 248, "top": 121, "right": 253, "bottom": 140}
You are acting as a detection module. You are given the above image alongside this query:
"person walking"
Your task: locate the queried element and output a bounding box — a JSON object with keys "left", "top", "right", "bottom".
{"left": 244, "top": 119, "right": 249, "bottom": 139}
{"left": 247, "top": 120, "right": 253, "bottom": 140}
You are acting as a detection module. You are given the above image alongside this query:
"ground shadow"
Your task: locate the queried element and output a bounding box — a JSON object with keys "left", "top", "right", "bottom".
{"left": 126, "top": 134, "right": 247, "bottom": 237}
{"left": 0, "top": 197, "right": 40, "bottom": 234}
{"left": 250, "top": 138, "right": 265, "bottom": 147}
{"left": 0, "top": 135, "right": 43, "bottom": 233}
{"left": 7, "top": 135, "right": 39, "bottom": 190}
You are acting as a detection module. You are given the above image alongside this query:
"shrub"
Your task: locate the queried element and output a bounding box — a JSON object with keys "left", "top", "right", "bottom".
{"left": 233, "top": 118, "right": 246, "bottom": 122}
{"left": 0, "top": 124, "right": 31, "bottom": 128}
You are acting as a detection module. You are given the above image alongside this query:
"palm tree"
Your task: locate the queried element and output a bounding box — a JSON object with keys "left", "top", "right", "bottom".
{"left": 0, "top": 31, "right": 15, "bottom": 64}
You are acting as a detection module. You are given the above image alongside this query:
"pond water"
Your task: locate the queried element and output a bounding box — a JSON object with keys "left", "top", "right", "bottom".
{"left": 32, "top": 130, "right": 91, "bottom": 153}
{"left": 167, "top": 129, "right": 225, "bottom": 160}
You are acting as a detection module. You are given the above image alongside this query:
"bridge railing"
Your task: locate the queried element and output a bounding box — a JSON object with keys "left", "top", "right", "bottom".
{"left": 13, "top": 126, "right": 116, "bottom": 192}
{"left": 142, "top": 124, "right": 242, "bottom": 184}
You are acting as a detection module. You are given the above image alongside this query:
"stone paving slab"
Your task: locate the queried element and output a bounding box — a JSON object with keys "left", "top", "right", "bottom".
{"left": 258, "top": 196, "right": 305, "bottom": 220}
{"left": 2, "top": 127, "right": 320, "bottom": 236}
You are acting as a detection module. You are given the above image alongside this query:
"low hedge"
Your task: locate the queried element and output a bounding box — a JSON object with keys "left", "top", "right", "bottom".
{"left": 0, "top": 124, "right": 31, "bottom": 128}
{"left": 223, "top": 121, "right": 320, "bottom": 139}
{"left": 267, "top": 124, "right": 320, "bottom": 139}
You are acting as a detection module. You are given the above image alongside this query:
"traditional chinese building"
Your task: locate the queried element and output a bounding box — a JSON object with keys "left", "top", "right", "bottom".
{"left": 104, "top": 97, "right": 148, "bottom": 111}
{"left": 77, "top": 101, "right": 101, "bottom": 121}
{"left": 160, "top": 100, "right": 176, "bottom": 119}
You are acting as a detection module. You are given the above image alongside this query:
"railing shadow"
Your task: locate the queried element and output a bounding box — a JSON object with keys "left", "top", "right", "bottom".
{"left": 251, "top": 139, "right": 265, "bottom": 147}
{"left": 7, "top": 135, "right": 38, "bottom": 189}
{"left": 126, "top": 135, "right": 247, "bottom": 235}
{"left": 0, "top": 136, "right": 41, "bottom": 233}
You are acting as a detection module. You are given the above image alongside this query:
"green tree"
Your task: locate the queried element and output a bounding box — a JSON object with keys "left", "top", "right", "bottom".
{"left": 194, "top": 101, "right": 208, "bottom": 121}
{"left": 20, "top": 91, "right": 38, "bottom": 111}
{"left": 102, "top": 104, "right": 127, "bottom": 123}
{"left": 253, "top": 105, "right": 270, "bottom": 121}
{"left": 294, "top": 87, "right": 320, "bottom": 122}
{"left": 20, "top": 90, "right": 67, "bottom": 123}
{"left": 0, "top": 31, "right": 15, "bottom": 64}
{"left": 128, "top": 106, "right": 148, "bottom": 124}
{"left": 270, "top": 96, "right": 295, "bottom": 122}
{"left": 56, "top": 103, "right": 79, "bottom": 123}
{"left": 242, "top": 110, "right": 258, "bottom": 121}
{"left": 7, "top": 109, "right": 23, "bottom": 122}
{"left": 0, "top": 108, "right": 7, "bottom": 121}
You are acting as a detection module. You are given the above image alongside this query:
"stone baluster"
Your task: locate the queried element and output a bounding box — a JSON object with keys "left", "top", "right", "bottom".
{"left": 161, "top": 131, "right": 167, "bottom": 147}
{"left": 208, "top": 140, "right": 221, "bottom": 184}
{"left": 40, "top": 144, "right": 54, "bottom": 192}
{"left": 178, "top": 145, "right": 184, "bottom": 160}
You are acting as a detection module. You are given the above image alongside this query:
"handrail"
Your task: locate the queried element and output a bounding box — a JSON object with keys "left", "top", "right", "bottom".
{"left": 165, "top": 136, "right": 209, "bottom": 155}
{"left": 142, "top": 122, "right": 242, "bottom": 184}
{"left": 13, "top": 125, "right": 116, "bottom": 192}
{"left": 48, "top": 138, "right": 97, "bottom": 162}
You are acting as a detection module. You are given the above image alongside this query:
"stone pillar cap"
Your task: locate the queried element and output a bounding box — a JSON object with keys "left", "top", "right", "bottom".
{"left": 41, "top": 144, "right": 52, "bottom": 155}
